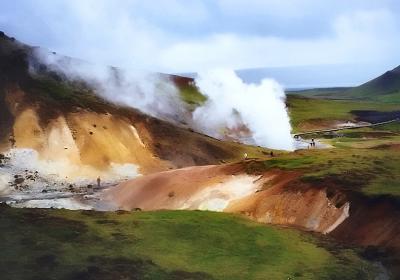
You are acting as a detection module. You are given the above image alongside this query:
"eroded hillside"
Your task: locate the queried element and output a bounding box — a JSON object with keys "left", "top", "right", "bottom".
{"left": 0, "top": 33, "right": 270, "bottom": 180}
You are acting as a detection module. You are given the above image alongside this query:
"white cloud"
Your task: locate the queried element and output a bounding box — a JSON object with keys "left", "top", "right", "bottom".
{"left": 1, "top": 1, "right": 399, "bottom": 73}
{"left": 159, "top": 9, "right": 400, "bottom": 72}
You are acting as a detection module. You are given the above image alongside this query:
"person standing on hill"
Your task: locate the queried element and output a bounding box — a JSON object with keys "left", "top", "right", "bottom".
{"left": 97, "top": 176, "right": 101, "bottom": 188}
{"left": 9, "top": 134, "right": 16, "bottom": 148}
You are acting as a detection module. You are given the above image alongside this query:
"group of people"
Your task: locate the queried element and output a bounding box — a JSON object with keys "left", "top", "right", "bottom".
{"left": 309, "top": 138, "right": 316, "bottom": 148}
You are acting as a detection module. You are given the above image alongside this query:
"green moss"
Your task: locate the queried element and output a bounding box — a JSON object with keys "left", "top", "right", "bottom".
{"left": 28, "top": 76, "right": 108, "bottom": 110}
{"left": 264, "top": 156, "right": 316, "bottom": 169}
{"left": 0, "top": 207, "right": 378, "bottom": 280}
{"left": 179, "top": 84, "right": 207, "bottom": 108}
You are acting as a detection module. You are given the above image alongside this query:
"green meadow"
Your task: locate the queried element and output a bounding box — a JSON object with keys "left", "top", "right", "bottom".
{"left": 0, "top": 206, "right": 378, "bottom": 280}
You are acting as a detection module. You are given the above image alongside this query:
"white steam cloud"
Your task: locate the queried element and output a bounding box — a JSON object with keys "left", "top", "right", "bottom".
{"left": 31, "top": 48, "right": 187, "bottom": 122}
{"left": 193, "top": 69, "right": 294, "bottom": 150}
{"left": 31, "top": 50, "right": 293, "bottom": 150}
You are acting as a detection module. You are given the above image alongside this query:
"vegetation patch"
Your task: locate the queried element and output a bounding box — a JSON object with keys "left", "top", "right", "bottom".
{"left": 179, "top": 83, "right": 207, "bottom": 108}
{"left": 0, "top": 206, "right": 378, "bottom": 280}
{"left": 287, "top": 95, "right": 399, "bottom": 132}
{"left": 27, "top": 75, "right": 109, "bottom": 112}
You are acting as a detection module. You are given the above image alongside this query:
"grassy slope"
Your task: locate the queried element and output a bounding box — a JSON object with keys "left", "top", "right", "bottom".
{"left": 287, "top": 87, "right": 351, "bottom": 99}
{"left": 287, "top": 95, "right": 399, "bottom": 133}
{"left": 255, "top": 141, "right": 400, "bottom": 197}
{"left": 249, "top": 91, "right": 400, "bottom": 198}
{"left": 0, "top": 206, "right": 378, "bottom": 280}
{"left": 289, "top": 87, "right": 400, "bottom": 103}
{"left": 268, "top": 92, "right": 400, "bottom": 198}
{"left": 343, "top": 66, "right": 400, "bottom": 103}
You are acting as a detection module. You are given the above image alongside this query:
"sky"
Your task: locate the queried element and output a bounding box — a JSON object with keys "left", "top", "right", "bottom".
{"left": 1, "top": 0, "right": 400, "bottom": 86}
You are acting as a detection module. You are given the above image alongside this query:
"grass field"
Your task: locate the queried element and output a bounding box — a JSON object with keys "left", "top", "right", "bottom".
{"left": 245, "top": 134, "right": 400, "bottom": 197}
{"left": 287, "top": 95, "right": 399, "bottom": 133}
{"left": 0, "top": 206, "right": 378, "bottom": 280}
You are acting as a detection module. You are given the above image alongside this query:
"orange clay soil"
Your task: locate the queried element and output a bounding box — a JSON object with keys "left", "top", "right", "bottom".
{"left": 225, "top": 170, "right": 350, "bottom": 234}
{"left": 105, "top": 163, "right": 350, "bottom": 234}
{"left": 104, "top": 163, "right": 247, "bottom": 210}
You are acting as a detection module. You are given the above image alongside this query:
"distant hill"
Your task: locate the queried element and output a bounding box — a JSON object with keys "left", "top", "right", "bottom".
{"left": 289, "top": 65, "right": 400, "bottom": 103}
{"left": 341, "top": 65, "right": 400, "bottom": 102}
{"left": 180, "top": 63, "right": 388, "bottom": 89}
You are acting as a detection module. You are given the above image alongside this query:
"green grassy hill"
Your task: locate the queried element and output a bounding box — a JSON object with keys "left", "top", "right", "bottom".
{"left": 290, "top": 65, "right": 400, "bottom": 103}
{"left": 342, "top": 65, "right": 400, "bottom": 102}
{"left": 0, "top": 206, "right": 379, "bottom": 280}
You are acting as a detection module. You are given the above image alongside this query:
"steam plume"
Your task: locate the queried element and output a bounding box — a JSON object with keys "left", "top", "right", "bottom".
{"left": 31, "top": 50, "right": 293, "bottom": 150}
{"left": 31, "top": 48, "right": 187, "bottom": 122}
{"left": 193, "top": 69, "right": 293, "bottom": 150}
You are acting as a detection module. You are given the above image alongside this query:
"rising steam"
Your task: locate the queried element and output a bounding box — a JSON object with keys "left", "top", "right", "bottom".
{"left": 31, "top": 50, "right": 293, "bottom": 150}
{"left": 193, "top": 69, "right": 294, "bottom": 150}
{"left": 31, "top": 48, "right": 187, "bottom": 122}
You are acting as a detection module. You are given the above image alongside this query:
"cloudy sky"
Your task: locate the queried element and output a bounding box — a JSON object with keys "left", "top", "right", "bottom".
{"left": 1, "top": 0, "right": 400, "bottom": 85}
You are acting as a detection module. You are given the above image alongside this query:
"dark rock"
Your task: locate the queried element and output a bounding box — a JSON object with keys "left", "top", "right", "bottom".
{"left": 115, "top": 210, "right": 130, "bottom": 215}
{"left": 14, "top": 177, "right": 24, "bottom": 184}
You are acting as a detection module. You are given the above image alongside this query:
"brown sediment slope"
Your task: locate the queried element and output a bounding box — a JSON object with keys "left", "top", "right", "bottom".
{"left": 225, "top": 171, "right": 350, "bottom": 234}
{"left": 104, "top": 163, "right": 260, "bottom": 211}
{"left": 105, "top": 163, "right": 349, "bottom": 234}
{"left": 0, "top": 32, "right": 271, "bottom": 178}
{"left": 1, "top": 86, "right": 168, "bottom": 177}
{"left": 0, "top": 83, "right": 268, "bottom": 177}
